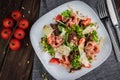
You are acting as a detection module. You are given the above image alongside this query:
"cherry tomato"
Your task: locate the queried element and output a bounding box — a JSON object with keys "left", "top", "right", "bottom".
{"left": 55, "top": 14, "right": 62, "bottom": 22}
{"left": 14, "top": 28, "right": 25, "bottom": 40}
{"left": 1, "top": 28, "right": 12, "bottom": 40}
{"left": 3, "top": 18, "right": 14, "bottom": 28}
{"left": 18, "top": 19, "right": 29, "bottom": 30}
{"left": 11, "top": 10, "right": 22, "bottom": 21}
{"left": 81, "top": 18, "right": 91, "bottom": 26}
{"left": 49, "top": 58, "right": 60, "bottom": 64}
{"left": 9, "top": 38, "right": 21, "bottom": 51}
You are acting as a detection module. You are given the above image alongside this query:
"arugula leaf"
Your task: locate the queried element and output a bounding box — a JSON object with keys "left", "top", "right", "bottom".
{"left": 61, "top": 10, "right": 72, "bottom": 18}
{"left": 73, "top": 24, "right": 84, "bottom": 38}
{"left": 41, "top": 35, "right": 55, "bottom": 56}
{"left": 91, "top": 31, "right": 98, "bottom": 42}
{"left": 71, "top": 54, "right": 81, "bottom": 69}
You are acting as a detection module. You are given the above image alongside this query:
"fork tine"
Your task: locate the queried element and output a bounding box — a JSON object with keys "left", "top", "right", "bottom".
{"left": 101, "top": 1, "right": 105, "bottom": 18}
{"left": 97, "top": 0, "right": 108, "bottom": 19}
{"left": 103, "top": 1, "right": 108, "bottom": 16}
{"left": 97, "top": 1, "right": 103, "bottom": 18}
{"left": 101, "top": 0, "right": 108, "bottom": 17}
{"left": 100, "top": 1, "right": 104, "bottom": 18}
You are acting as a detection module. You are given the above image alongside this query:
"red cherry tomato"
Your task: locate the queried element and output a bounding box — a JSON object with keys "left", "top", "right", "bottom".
{"left": 55, "top": 14, "right": 62, "bottom": 22}
{"left": 9, "top": 38, "right": 21, "bottom": 51}
{"left": 11, "top": 10, "right": 22, "bottom": 21}
{"left": 49, "top": 58, "right": 60, "bottom": 64}
{"left": 18, "top": 19, "right": 29, "bottom": 30}
{"left": 3, "top": 18, "right": 14, "bottom": 28}
{"left": 14, "top": 28, "right": 25, "bottom": 40}
{"left": 81, "top": 18, "right": 91, "bottom": 26}
{"left": 1, "top": 28, "right": 12, "bottom": 40}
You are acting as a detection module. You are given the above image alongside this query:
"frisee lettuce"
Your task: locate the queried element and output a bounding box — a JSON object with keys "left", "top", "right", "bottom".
{"left": 71, "top": 54, "right": 81, "bottom": 69}
{"left": 41, "top": 35, "right": 55, "bottom": 56}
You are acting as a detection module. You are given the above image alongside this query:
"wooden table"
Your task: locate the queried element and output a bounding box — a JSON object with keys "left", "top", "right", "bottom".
{"left": 0, "top": 0, "right": 119, "bottom": 80}
{"left": 0, "top": 0, "right": 40, "bottom": 80}
{"left": 115, "top": 0, "right": 120, "bottom": 17}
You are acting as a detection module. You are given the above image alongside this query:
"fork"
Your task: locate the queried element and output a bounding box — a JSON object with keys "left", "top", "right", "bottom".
{"left": 97, "top": 0, "right": 120, "bottom": 62}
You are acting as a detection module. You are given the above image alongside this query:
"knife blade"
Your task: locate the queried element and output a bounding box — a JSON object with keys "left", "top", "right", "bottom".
{"left": 106, "top": 0, "right": 120, "bottom": 45}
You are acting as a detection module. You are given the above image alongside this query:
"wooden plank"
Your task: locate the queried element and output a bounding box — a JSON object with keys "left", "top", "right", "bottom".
{"left": 114, "top": 0, "right": 120, "bottom": 16}
{"left": 0, "top": 0, "right": 40, "bottom": 80}
{"left": 0, "top": 0, "right": 24, "bottom": 71}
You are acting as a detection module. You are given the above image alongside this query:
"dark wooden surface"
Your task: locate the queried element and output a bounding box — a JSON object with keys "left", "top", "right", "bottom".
{"left": 0, "top": 0, "right": 40, "bottom": 80}
{"left": 0, "top": 0, "right": 119, "bottom": 80}
{"left": 115, "top": 0, "right": 120, "bottom": 16}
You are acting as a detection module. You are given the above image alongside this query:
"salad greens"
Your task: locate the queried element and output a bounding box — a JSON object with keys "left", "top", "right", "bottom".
{"left": 73, "top": 24, "right": 84, "bottom": 38}
{"left": 40, "top": 9, "right": 102, "bottom": 72}
{"left": 41, "top": 35, "right": 55, "bottom": 56}
{"left": 89, "top": 23, "right": 95, "bottom": 27}
{"left": 91, "top": 30, "right": 98, "bottom": 42}
{"left": 71, "top": 54, "right": 81, "bottom": 69}
{"left": 61, "top": 10, "right": 72, "bottom": 18}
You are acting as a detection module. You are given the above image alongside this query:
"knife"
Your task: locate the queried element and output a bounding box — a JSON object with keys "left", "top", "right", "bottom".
{"left": 106, "top": 0, "right": 120, "bottom": 45}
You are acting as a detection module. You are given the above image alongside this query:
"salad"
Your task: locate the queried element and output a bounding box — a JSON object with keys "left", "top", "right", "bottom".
{"left": 40, "top": 8, "right": 103, "bottom": 73}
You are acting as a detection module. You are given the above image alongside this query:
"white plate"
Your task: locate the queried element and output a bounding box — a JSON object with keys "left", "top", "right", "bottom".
{"left": 30, "top": 1, "right": 112, "bottom": 80}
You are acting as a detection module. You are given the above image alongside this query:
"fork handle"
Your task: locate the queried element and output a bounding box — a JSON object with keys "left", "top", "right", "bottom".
{"left": 114, "top": 25, "right": 120, "bottom": 45}
{"left": 105, "top": 20, "right": 120, "bottom": 62}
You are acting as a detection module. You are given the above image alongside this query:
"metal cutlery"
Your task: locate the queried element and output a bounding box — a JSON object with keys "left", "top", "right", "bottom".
{"left": 106, "top": 0, "right": 120, "bottom": 45}
{"left": 97, "top": 0, "right": 120, "bottom": 62}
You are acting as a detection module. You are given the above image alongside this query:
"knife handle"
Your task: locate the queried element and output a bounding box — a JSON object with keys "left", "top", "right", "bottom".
{"left": 105, "top": 20, "right": 120, "bottom": 62}
{"left": 114, "top": 25, "right": 120, "bottom": 45}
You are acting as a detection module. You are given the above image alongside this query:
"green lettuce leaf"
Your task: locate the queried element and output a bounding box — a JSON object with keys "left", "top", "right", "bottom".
{"left": 61, "top": 10, "right": 72, "bottom": 18}
{"left": 73, "top": 24, "right": 84, "bottom": 38}
{"left": 91, "top": 31, "right": 98, "bottom": 42}
{"left": 41, "top": 35, "right": 55, "bottom": 56}
{"left": 71, "top": 54, "right": 81, "bottom": 69}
